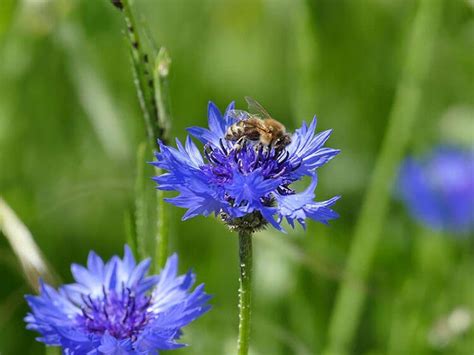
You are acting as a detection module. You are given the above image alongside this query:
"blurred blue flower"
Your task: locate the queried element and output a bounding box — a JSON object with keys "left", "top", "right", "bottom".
{"left": 25, "top": 246, "right": 210, "bottom": 354}
{"left": 398, "top": 147, "right": 474, "bottom": 233}
{"left": 153, "top": 101, "right": 340, "bottom": 232}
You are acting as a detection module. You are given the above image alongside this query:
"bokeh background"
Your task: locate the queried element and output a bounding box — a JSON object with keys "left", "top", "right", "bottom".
{"left": 0, "top": 0, "right": 473, "bottom": 354}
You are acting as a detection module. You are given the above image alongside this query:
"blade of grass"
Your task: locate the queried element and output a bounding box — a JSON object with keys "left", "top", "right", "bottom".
{"left": 323, "top": 1, "right": 443, "bottom": 354}
{"left": 288, "top": 3, "right": 325, "bottom": 350}
{"left": 0, "top": 197, "right": 57, "bottom": 291}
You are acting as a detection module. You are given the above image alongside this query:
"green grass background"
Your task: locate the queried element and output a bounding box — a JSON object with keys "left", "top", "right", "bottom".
{"left": 0, "top": 0, "right": 473, "bottom": 354}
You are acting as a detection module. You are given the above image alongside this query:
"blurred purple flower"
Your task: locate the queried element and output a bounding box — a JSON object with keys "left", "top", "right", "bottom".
{"left": 152, "top": 101, "right": 340, "bottom": 232}
{"left": 398, "top": 147, "right": 474, "bottom": 233}
{"left": 25, "top": 246, "right": 210, "bottom": 354}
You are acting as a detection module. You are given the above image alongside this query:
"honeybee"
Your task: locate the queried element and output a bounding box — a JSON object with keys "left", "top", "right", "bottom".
{"left": 225, "top": 97, "right": 291, "bottom": 151}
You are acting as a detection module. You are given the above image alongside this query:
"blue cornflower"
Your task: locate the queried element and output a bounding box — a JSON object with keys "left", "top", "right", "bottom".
{"left": 398, "top": 146, "right": 474, "bottom": 233}
{"left": 25, "top": 246, "right": 210, "bottom": 354}
{"left": 153, "top": 101, "right": 340, "bottom": 232}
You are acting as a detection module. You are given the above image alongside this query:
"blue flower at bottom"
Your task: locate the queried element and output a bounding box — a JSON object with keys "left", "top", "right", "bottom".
{"left": 25, "top": 246, "right": 211, "bottom": 354}
{"left": 398, "top": 146, "right": 474, "bottom": 234}
{"left": 152, "top": 101, "right": 340, "bottom": 232}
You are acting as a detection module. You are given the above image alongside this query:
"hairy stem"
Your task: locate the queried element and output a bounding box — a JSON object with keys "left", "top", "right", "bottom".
{"left": 111, "top": 0, "right": 171, "bottom": 146}
{"left": 323, "top": 0, "right": 443, "bottom": 354}
{"left": 237, "top": 231, "right": 253, "bottom": 355}
{"left": 114, "top": 0, "right": 161, "bottom": 145}
{"left": 110, "top": 0, "right": 172, "bottom": 268}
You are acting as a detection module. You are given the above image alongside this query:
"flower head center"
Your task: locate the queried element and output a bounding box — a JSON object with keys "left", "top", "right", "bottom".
{"left": 77, "top": 286, "right": 152, "bottom": 340}
{"left": 203, "top": 140, "right": 298, "bottom": 190}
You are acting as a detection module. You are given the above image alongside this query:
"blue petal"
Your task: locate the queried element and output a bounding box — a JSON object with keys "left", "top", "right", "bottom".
{"left": 207, "top": 101, "right": 225, "bottom": 136}
{"left": 98, "top": 332, "right": 133, "bottom": 354}
{"left": 287, "top": 117, "right": 340, "bottom": 177}
{"left": 225, "top": 170, "right": 282, "bottom": 207}
{"left": 276, "top": 176, "right": 340, "bottom": 227}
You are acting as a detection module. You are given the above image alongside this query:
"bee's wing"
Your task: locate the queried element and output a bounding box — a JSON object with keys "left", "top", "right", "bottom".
{"left": 245, "top": 96, "right": 272, "bottom": 119}
{"left": 249, "top": 118, "right": 271, "bottom": 133}
{"left": 227, "top": 109, "right": 252, "bottom": 121}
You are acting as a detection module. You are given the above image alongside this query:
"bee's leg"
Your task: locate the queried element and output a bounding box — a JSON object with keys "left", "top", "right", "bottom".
{"left": 273, "top": 142, "right": 284, "bottom": 155}
{"left": 273, "top": 136, "right": 290, "bottom": 155}
{"left": 259, "top": 142, "right": 272, "bottom": 155}
{"left": 253, "top": 141, "right": 264, "bottom": 153}
{"left": 233, "top": 136, "right": 247, "bottom": 151}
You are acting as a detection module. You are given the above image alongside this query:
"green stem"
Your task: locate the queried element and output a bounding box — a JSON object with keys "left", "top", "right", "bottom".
{"left": 237, "top": 231, "right": 253, "bottom": 355}
{"left": 153, "top": 48, "right": 172, "bottom": 270}
{"left": 323, "top": 1, "right": 443, "bottom": 354}
{"left": 155, "top": 168, "right": 169, "bottom": 270}
{"left": 134, "top": 142, "right": 149, "bottom": 259}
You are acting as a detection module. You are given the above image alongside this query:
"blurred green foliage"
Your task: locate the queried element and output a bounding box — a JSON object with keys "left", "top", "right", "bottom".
{"left": 0, "top": 0, "right": 473, "bottom": 354}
